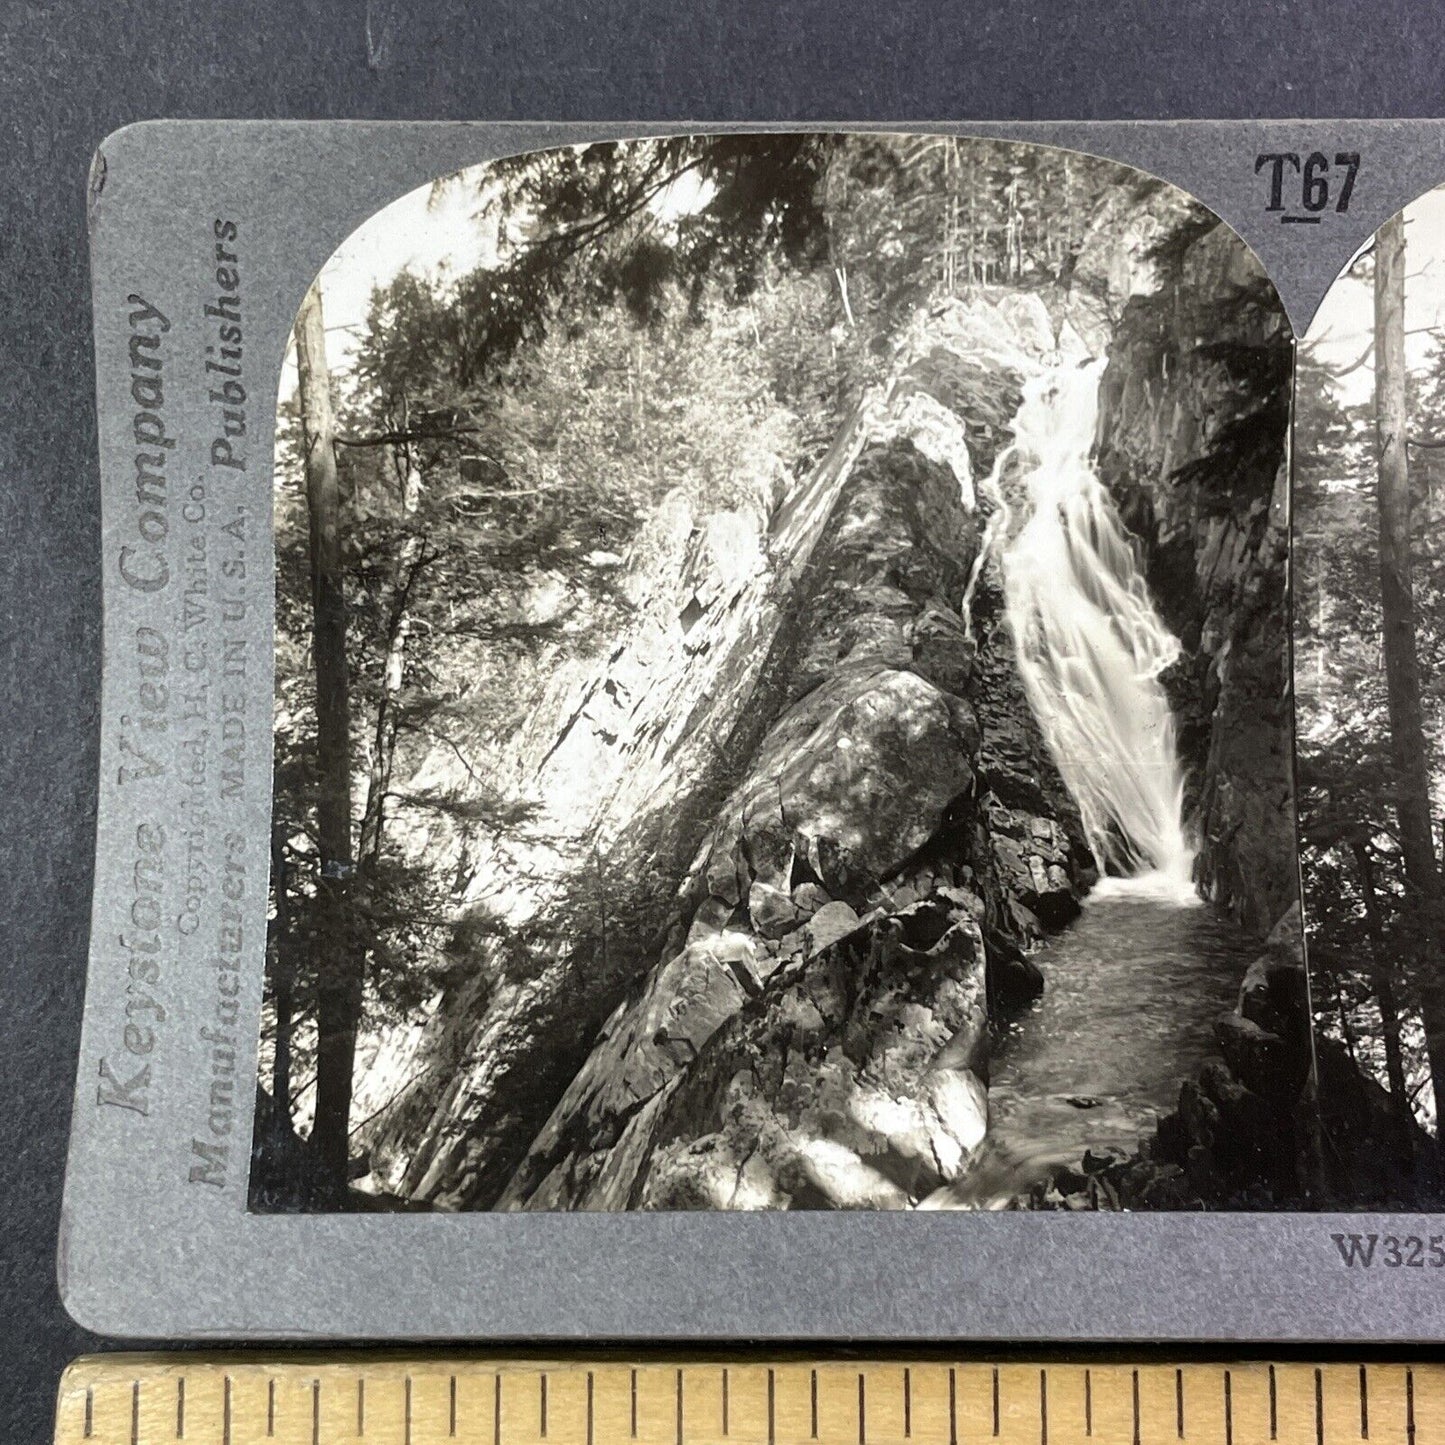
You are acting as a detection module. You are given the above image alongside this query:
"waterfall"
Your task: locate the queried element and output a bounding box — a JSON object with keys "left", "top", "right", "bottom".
{"left": 1000, "top": 358, "right": 1195, "bottom": 887}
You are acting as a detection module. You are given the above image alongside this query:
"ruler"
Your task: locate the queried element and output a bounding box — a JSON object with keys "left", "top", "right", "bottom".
{"left": 53, "top": 1358, "right": 1441, "bottom": 1445}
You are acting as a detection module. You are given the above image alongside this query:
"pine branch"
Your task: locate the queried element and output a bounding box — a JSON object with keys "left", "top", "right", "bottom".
{"left": 512, "top": 152, "right": 710, "bottom": 283}
{"left": 1325, "top": 341, "right": 1374, "bottom": 378}
{"left": 336, "top": 425, "right": 487, "bottom": 449}
{"left": 451, "top": 483, "right": 570, "bottom": 509}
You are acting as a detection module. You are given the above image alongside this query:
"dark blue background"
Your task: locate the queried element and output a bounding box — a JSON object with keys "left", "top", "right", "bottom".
{"left": 2, "top": 3, "right": 1441, "bottom": 1439}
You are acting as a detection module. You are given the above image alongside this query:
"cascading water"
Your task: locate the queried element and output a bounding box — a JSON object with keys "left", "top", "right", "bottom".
{"left": 1000, "top": 358, "right": 1195, "bottom": 887}
{"left": 923, "top": 351, "right": 1230, "bottom": 1211}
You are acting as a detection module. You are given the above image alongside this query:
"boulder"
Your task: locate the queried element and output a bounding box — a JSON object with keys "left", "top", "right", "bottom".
{"left": 699, "top": 665, "right": 980, "bottom": 909}
{"left": 792, "top": 882, "right": 832, "bottom": 917}
{"left": 910, "top": 603, "right": 976, "bottom": 695}
{"left": 987, "top": 800, "right": 1081, "bottom": 929}
{"left": 1214, "top": 1013, "right": 1295, "bottom": 1100}
{"left": 806, "top": 900, "right": 863, "bottom": 953}
{"left": 634, "top": 909, "right": 992, "bottom": 1209}
{"left": 749, "top": 881, "right": 801, "bottom": 939}
{"left": 1178, "top": 1078, "right": 1221, "bottom": 1149}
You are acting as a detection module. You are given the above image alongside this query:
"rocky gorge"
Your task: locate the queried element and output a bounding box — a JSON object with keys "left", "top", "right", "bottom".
{"left": 344, "top": 216, "right": 1328, "bottom": 1214}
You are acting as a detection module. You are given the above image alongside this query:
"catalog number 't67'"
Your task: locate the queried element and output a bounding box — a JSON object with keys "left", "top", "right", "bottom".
{"left": 1256, "top": 151, "right": 1360, "bottom": 217}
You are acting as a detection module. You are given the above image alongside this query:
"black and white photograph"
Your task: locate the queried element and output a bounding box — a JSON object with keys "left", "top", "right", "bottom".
{"left": 249, "top": 132, "right": 1306, "bottom": 1215}
{"left": 1294, "top": 185, "right": 1445, "bottom": 1209}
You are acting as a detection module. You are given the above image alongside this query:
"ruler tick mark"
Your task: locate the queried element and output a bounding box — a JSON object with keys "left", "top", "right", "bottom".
{"left": 78, "top": 1357, "right": 1433, "bottom": 1445}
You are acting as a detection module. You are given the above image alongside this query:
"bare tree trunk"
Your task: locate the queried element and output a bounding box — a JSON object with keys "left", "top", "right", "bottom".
{"left": 943, "top": 138, "right": 958, "bottom": 295}
{"left": 820, "top": 150, "right": 855, "bottom": 331}
{"left": 1351, "top": 838, "right": 1417, "bottom": 1164}
{"left": 1374, "top": 211, "right": 1445, "bottom": 1143}
{"left": 1005, "top": 175, "right": 1023, "bottom": 281}
{"left": 358, "top": 457, "right": 423, "bottom": 866}
{"left": 966, "top": 152, "right": 978, "bottom": 288}
{"left": 296, "top": 282, "right": 359, "bottom": 1191}
{"left": 834, "top": 266, "right": 855, "bottom": 329}
{"left": 269, "top": 825, "right": 294, "bottom": 1113}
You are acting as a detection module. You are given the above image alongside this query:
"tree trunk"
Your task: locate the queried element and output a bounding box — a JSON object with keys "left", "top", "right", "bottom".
{"left": 943, "top": 138, "right": 958, "bottom": 295}
{"left": 1373, "top": 211, "right": 1445, "bottom": 1141}
{"left": 269, "top": 825, "right": 294, "bottom": 1114}
{"left": 834, "top": 266, "right": 855, "bottom": 330}
{"left": 965, "top": 152, "right": 978, "bottom": 288}
{"left": 1351, "top": 838, "right": 1416, "bottom": 1165}
{"left": 358, "top": 458, "right": 423, "bottom": 866}
{"left": 821, "top": 153, "right": 854, "bottom": 331}
{"left": 296, "top": 282, "right": 359, "bottom": 1191}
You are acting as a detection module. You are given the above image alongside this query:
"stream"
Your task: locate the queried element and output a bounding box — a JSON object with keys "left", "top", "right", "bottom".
{"left": 986, "top": 874, "right": 1257, "bottom": 1174}
{"left": 946, "top": 344, "right": 1259, "bottom": 1206}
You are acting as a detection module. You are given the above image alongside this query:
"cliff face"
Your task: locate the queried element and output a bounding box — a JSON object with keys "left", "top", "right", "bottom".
{"left": 1094, "top": 223, "right": 1295, "bottom": 935}
{"left": 362, "top": 294, "right": 1090, "bottom": 1210}
{"left": 499, "top": 424, "right": 1088, "bottom": 1211}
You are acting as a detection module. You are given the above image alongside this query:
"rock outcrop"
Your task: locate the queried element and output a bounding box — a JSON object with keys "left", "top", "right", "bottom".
{"left": 360, "top": 294, "right": 1091, "bottom": 1211}
{"left": 498, "top": 413, "right": 1090, "bottom": 1210}
{"left": 1094, "top": 220, "right": 1295, "bottom": 935}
